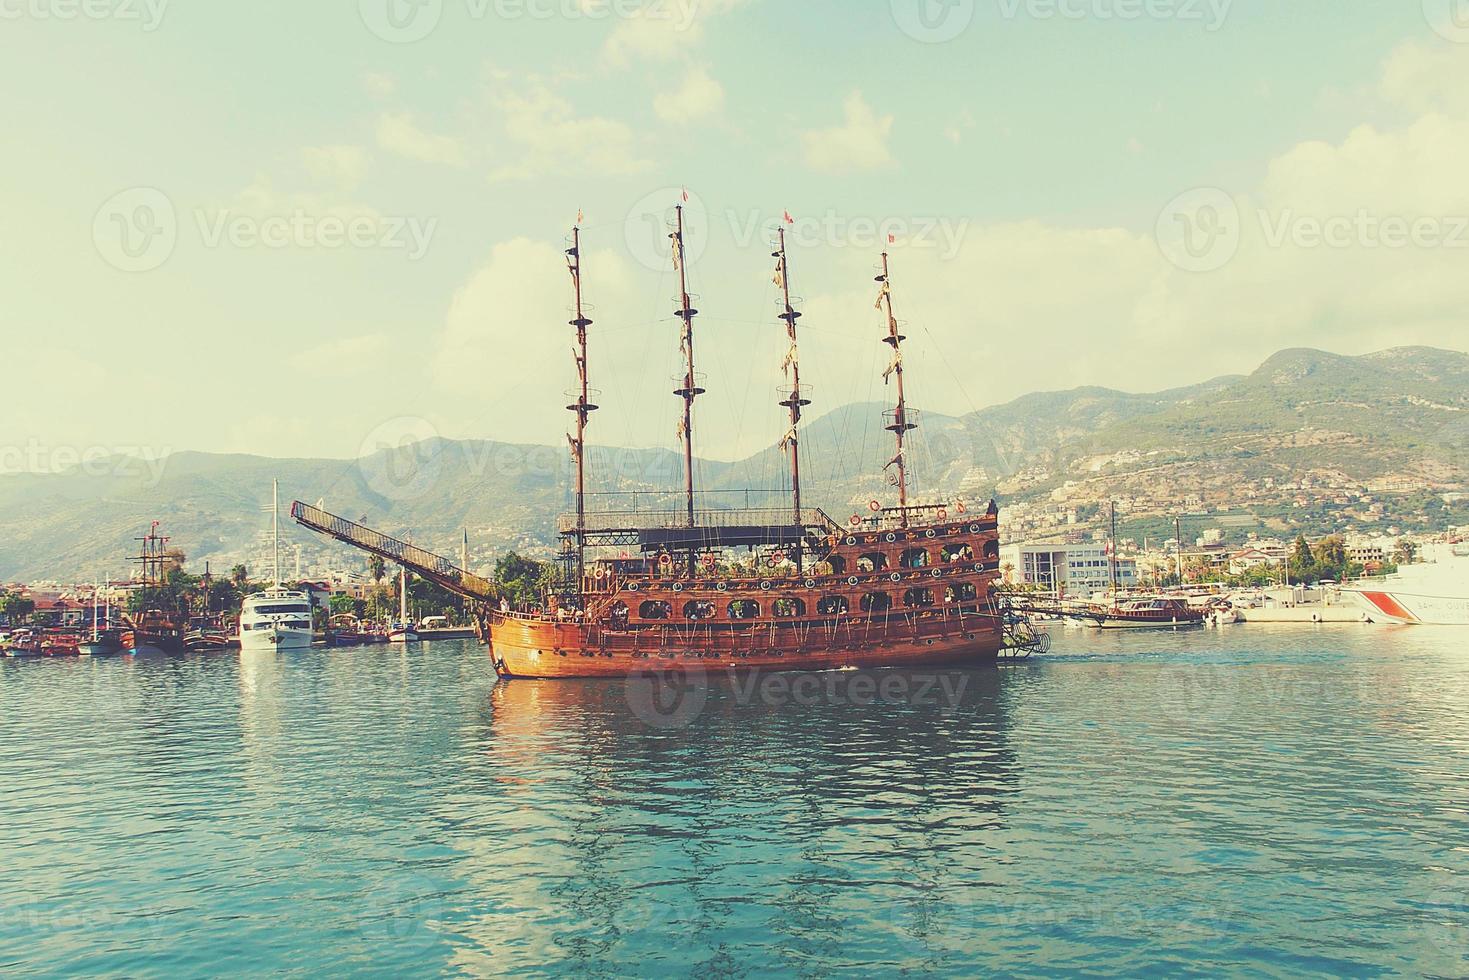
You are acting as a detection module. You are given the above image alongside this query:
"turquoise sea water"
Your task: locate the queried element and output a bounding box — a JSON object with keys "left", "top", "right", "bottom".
{"left": 2, "top": 627, "right": 1468, "bottom": 977}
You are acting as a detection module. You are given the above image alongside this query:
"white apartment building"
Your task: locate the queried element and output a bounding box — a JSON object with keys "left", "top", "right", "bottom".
{"left": 1000, "top": 543, "right": 1138, "bottom": 597}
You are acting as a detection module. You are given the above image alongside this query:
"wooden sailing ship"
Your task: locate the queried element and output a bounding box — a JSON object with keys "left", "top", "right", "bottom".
{"left": 122, "top": 521, "right": 187, "bottom": 656}
{"left": 295, "top": 207, "right": 1032, "bottom": 678}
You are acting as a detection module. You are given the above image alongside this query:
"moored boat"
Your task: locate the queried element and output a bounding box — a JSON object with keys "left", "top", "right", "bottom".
{"left": 121, "top": 613, "right": 187, "bottom": 656}
{"left": 1067, "top": 597, "right": 1206, "bottom": 630}
{"left": 238, "top": 481, "right": 315, "bottom": 652}
{"left": 388, "top": 567, "right": 420, "bottom": 644}
{"left": 78, "top": 627, "right": 127, "bottom": 657}
{"left": 292, "top": 212, "right": 1022, "bottom": 677}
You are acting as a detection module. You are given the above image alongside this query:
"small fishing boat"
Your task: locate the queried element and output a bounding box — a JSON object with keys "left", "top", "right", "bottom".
{"left": 4, "top": 630, "right": 46, "bottom": 658}
{"left": 326, "top": 616, "right": 368, "bottom": 647}
{"left": 78, "top": 627, "right": 127, "bottom": 657}
{"left": 77, "top": 580, "right": 126, "bottom": 656}
{"left": 184, "top": 621, "right": 235, "bottom": 652}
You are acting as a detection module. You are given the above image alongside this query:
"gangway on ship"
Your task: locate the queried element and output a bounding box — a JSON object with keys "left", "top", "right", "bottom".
{"left": 290, "top": 501, "right": 498, "bottom": 603}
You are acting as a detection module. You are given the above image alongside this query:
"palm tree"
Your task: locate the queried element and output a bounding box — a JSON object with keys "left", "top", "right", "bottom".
{"left": 368, "top": 554, "right": 386, "bottom": 586}
{"left": 230, "top": 564, "right": 249, "bottom": 590}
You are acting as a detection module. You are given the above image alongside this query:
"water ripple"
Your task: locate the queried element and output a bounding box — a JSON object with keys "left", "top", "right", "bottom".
{"left": 2, "top": 630, "right": 1469, "bottom": 976}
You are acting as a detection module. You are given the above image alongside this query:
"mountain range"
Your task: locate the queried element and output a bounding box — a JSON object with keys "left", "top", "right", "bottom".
{"left": 2, "top": 346, "right": 1465, "bottom": 583}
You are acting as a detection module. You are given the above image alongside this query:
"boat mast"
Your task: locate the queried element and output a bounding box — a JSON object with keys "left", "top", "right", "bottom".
{"left": 272, "top": 479, "right": 281, "bottom": 588}
{"left": 775, "top": 228, "right": 805, "bottom": 523}
{"left": 877, "top": 252, "right": 915, "bottom": 528}
{"left": 400, "top": 566, "right": 408, "bottom": 625}
{"left": 566, "top": 223, "right": 598, "bottom": 595}
{"left": 671, "top": 204, "right": 703, "bottom": 576}
{"left": 1110, "top": 501, "right": 1120, "bottom": 607}
{"left": 774, "top": 226, "right": 810, "bottom": 560}
{"left": 1175, "top": 515, "right": 1184, "bottom": 587}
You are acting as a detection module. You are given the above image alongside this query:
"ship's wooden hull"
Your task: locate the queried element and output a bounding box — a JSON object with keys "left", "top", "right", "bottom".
{"left": 487, "top": 607, "right": 1003, "bottom": 678}
{"left": 485, "top": 510, "right": 1006, "bottom": 679}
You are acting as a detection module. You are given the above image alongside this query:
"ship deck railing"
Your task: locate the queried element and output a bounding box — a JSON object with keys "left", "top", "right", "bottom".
{"left": 558, "top": 507, "right": 844, "bottom": 535}
{"left": 840, "top": 503, "right": 992, "bottom": 531}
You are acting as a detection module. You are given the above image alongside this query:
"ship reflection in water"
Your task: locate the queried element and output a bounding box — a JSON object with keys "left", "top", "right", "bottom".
{"left": 3, "top": 633, "right": 1469, "bottom": 975}
{"left": 453, "top": 665, "right": 1019, "bottom": 974}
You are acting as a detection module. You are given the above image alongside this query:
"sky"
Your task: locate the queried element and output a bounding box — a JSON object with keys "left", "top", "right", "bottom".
{"left": 3, "top": 0, "right": 1469, "bottom": 474}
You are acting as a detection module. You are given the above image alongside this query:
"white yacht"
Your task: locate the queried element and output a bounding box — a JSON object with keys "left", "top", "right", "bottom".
{"left": 238, "top": 481, "right": 315, "bottom": 651}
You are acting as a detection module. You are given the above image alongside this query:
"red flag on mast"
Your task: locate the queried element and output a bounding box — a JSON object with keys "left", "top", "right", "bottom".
{"left": 783, "top": 210, "right": 794, "bottom": 224}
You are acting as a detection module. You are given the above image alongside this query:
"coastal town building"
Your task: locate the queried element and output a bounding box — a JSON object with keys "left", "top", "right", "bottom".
{"left": 1000, "top": 543, "right": 1137, "bottom": 596}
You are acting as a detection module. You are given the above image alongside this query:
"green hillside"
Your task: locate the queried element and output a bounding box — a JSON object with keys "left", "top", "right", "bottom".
{"left": 1, "top": 347, "right": 1464, "bottom": 582}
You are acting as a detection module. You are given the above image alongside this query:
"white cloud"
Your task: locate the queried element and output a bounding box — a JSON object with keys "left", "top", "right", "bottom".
{"left": 376, "top": 113, "right": 468, "bottom": 166}
{"left": 430, "top": 238, "right": 648, "bottom": 445}
{"left": 363, "top": 72, "right": 396, "bottom": 98}
{"left": 488, "top": 82, "right": 649, "bottom": 180}
{"left": 801, "top": 92, "right": 895, "bottom": 174}
{"left": 653, "top": 66, "right": 725, "bottom": 123}
{"left": 602, "top": 0, "right": 746, "bottom": 66}
{"left": 301, "top": 145, "right": 370, "bottom": 189}
{"left": 782, "top": 44, "right": 1469, "bottom": 427}
{"left": 943, "top": 109, "right": 975, "bottom": 145}
{"left": 289, "top": 334, "right": 391, "bottom": 375}
{"left": 1380, "top": 40, "right": 1469, "bottom": 117}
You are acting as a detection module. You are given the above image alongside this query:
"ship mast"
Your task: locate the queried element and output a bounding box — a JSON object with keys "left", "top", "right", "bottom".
{"left": 565, "top": 223, "right": 598, "bottom": 594}
{"left": 1109, "top": 500, "right": 1119, "bottom": 608}
{"left": 272, "top": 479, "right": 281, "bottom": 588}
{"left": 877, "top": 252, "right": 915, "bottom": 528}
{"left": 774, "top": 226, "right": 810, "bottom": 559}
{"left": 670, "top": 204, "right": 703, "bottom": 576}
